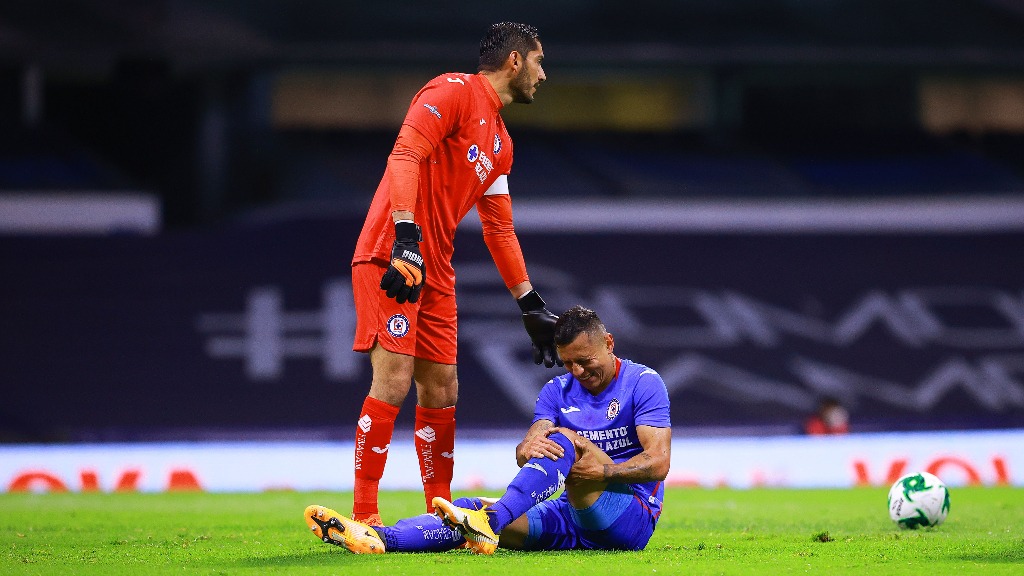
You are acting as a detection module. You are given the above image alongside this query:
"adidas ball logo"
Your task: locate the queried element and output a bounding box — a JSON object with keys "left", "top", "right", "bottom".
{"left": 358, "top": 415, "right": 372, "bottom": 433}
{"left": 415, "top": 426, "right": 436, "bottom": 442}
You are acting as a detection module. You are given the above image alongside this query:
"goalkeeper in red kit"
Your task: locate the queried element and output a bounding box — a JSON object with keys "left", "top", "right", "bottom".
{"left": 347, "top": 22, "right": 560, "bottom": 526}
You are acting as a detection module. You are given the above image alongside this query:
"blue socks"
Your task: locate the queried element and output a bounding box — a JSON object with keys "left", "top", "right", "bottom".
{"left": 487, "top": 431, "right": 576, "bottom": 534}
{"left": 372, "top": 496, "right": 484, "bottom": 552}
{"left": 370, "top": 433, "right": 576, "bottom": 551}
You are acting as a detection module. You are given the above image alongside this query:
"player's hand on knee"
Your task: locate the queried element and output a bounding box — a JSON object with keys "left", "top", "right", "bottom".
{"left": 380, "top": 221, "right": 425, "bottom": 304}
{"left": 523, "top": 433, "right": 566, "bottom": 461}
{"left": 517, "top": 290, "right": 563, "bottom": 368}
{"left": 567, "top": 446, "right": 608, "bottom": 483}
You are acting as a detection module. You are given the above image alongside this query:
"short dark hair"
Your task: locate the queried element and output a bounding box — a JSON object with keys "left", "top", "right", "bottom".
{"left": 478, "top": 22, "right": 540, "bottom": 72}
{"left": 554, "top": 305, "right": 606, "bottom": 347}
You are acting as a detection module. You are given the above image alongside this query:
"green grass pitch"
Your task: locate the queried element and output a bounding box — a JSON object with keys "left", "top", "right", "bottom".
{"left": 2, "top": 487, "right": 1022, "bottom": 575}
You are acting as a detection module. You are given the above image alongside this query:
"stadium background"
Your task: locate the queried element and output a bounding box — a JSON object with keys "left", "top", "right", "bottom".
{"left": 1, "top": 0, "right": 1022, "bottom": 491}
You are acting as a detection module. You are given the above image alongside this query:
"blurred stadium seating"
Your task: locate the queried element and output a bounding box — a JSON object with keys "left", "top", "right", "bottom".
{"left": 2, "top": 1, "right": 1023, "bottom": 442}
{"left": 0, "top": 1, "right": 1021, "bottom": 226}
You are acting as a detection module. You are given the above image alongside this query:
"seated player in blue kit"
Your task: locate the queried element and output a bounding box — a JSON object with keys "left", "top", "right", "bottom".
{"left": 305, "top": 305, "right": 672, "bottom": 554}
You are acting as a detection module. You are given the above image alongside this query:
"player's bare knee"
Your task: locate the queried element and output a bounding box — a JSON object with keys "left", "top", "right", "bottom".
{"left": 369, "top": 367, "right": 415, "bottom": 405}
{"left": 413, "top": 362, "right": 458, "bottom": 407}
{"left": 414, "top": 381, "right": 458, "bottom": 408}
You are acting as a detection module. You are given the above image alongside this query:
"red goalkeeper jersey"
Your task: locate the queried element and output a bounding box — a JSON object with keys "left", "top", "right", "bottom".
{"left": 352, "top": 72, "right": 520, "bottom": 296}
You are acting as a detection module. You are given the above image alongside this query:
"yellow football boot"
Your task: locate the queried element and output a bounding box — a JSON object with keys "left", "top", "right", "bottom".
{"left": 304, "top": 505, "right": 385, "bottom": 554}
{"left": 431, "top": 497, "right": 498, "bottom": 555}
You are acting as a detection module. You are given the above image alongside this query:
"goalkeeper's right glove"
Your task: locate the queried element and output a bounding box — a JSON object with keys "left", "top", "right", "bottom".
{"left": 380, "top": 221, "right": 425, "bottom": 304}
{"left": 518, "top": 290, "right": 563, "bottom": 368}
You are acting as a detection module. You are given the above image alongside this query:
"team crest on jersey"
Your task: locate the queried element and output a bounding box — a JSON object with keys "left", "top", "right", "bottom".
{"left": 467, "top": 144, "right": 480, "bottom": 162}
{"left": 493, "top": 134, "right": 502, "bottom": 154}
{"left": 386, "top": 314, "right": 410, "bottom": 338}
{"left": 606, "top": 398, "right": 620, "bottom": 420}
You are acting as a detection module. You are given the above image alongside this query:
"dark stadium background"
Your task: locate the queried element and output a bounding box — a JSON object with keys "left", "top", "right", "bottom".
{"left": 1, "top": 0, "right": 1023, "bottom": 442}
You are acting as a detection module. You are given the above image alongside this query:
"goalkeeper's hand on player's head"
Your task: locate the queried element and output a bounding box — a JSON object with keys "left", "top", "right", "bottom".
{"left": 518, "top": 290, "right": 563, "bottom": 368}
{"left": 380, "top": 221, "right": 425, "bottom": 304}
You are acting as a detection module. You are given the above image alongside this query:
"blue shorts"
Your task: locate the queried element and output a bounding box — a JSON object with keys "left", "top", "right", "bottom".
{"left": 521, "top": 484, "right": 656, "bottom": 551}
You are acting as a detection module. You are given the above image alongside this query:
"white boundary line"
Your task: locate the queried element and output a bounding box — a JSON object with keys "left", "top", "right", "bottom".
{"left": 0, "top": 192, "right": 161, "bottom": 235}
{"left": 461, "top": 195, "right": 1024, "bottom": 234}
{"left": 2, "top": 429, "right": 1021, "bottom": 490}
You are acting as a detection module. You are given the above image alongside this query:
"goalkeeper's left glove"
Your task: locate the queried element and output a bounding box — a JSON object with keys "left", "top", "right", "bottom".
{"left": 518, "top": 290, "right": 563, "bottom": 368}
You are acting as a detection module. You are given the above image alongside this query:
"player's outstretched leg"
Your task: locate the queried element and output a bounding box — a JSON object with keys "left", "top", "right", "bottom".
{"left": 304, "top": 505, "right": 386, "bottom": 554}
{"left": 432, "top": 497, "right": 498, "bottom": 555}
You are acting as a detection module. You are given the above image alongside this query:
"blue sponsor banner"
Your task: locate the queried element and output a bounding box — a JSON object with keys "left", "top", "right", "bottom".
{"left": 2, "top": 212, "right": 1023, "bottom": 440}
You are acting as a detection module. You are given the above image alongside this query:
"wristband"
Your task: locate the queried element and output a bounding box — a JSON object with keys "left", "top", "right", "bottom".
{"left": 517, "top": 290, "right": 545, "bottom": 313}
{"left": 395, "top": 221, "right": 422, "bottom": 242}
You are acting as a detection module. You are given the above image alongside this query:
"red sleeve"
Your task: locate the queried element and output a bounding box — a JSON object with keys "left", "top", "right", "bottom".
{"left": 402, "top": 74, "right": 468, "bottom": 149}
{"left": 388, "top": 74, "right": 470, "bottom": 215}
{"left": 387, "top": 125, "right": 433, "bottom": 213}
{"left": 477, "top": 193, "right": 529, "bottom": 289}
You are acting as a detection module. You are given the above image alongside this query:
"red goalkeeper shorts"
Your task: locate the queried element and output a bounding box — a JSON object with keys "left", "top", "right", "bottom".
{"left": 351, "top": 261, "right": 458, "bottom": 365}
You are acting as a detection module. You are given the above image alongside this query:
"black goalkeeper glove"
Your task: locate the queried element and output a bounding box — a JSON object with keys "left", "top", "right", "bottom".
{"left": 380, "top": 221, "right": 425, "bottom": 304}
{"left": 518, "top": 290, "right": 562, "bottom": 368}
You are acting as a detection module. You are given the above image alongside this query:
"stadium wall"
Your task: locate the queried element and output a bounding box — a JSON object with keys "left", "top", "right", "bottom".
{"left": 1, "top": 429, "right": 1019, "bottom": 493}
{"left": 2, "top": 197, "right": 1023, "bottom": 441}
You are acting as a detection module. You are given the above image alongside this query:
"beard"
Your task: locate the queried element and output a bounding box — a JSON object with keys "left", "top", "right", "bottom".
{"left": 509, "top": 66, "right": 536, "bottom": 104}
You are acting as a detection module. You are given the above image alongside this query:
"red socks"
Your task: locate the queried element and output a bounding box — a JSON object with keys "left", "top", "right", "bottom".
{"left": 414, "top": 405, "right": 456, "bottom": 512}
{"left": 353, "top": 397, "right": 456, "bottom": 516}
{"left": 352, "top": 396, "right": 399, "bottom": 518}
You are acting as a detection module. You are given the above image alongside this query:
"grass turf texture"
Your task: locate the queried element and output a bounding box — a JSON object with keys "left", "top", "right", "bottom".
{"left": 2, "top": 487, "right": 1022, "bottom": 575}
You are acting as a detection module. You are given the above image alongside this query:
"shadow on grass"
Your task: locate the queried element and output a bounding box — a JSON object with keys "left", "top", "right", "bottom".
{"left": 227, "top": 547, "right": 478, "bottom": 568}
{"left": 226, "top": 546, "right": 626, "bottom": 568}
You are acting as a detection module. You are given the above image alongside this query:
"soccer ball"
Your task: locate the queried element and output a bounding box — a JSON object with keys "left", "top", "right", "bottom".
{"left": 887, "top": 471, "right": 950, "bottom": 529}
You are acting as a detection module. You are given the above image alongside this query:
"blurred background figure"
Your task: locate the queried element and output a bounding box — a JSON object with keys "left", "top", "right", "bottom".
{"left": 804, "top": 397, "right": 850, "bottom": 436}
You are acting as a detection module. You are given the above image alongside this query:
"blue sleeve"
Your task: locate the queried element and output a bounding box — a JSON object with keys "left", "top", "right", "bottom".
{"left": 633, "top": 370, "right": 671, "bottom": 428}
{"left": 533, "top": 379, "right": 561, "bottom": 425}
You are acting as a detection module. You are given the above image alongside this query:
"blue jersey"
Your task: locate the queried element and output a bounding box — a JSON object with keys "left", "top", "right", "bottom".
{"left": 533, "top": 357, "right": 671, "bottom": 520}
